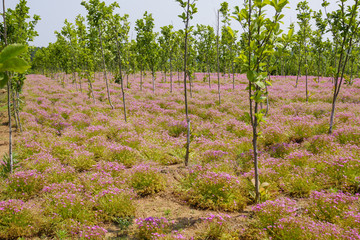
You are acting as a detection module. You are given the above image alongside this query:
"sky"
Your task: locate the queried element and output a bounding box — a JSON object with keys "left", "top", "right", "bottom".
{"left": 4, "top": 0, "right": 340, "bottom": 47}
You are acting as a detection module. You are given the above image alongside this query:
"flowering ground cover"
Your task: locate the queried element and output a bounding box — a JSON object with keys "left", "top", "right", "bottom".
{"left": 0, "top": 72, "right": 359, "bottom": 239}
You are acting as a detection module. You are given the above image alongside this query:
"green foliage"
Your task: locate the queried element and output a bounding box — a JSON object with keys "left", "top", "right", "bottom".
{"left": 5, "top": 170, "right": 45, "bottom": 200}
{"left": 179, "top": 169, "right": 247, "bottom": 211}
{"left": 0, "top": 44, "right": 30, "bottom": 87}
{"left": 45, "top": 191, "right": 96, "bottom": 224}
{"left": 0, "top": 153, "right": 19, "bottom": 177}
{"left": 0, "top": 200, "right": 45, "bottom": 239}
{"left": 128, "top": 165, "right": 166, "bottom": 196}
{"left": 95, "top": 188, "right": 136, "bottom": 222}
{"left": 195, "top": 214, "right": 234, "bottom": 240}
{"left": 135, "top": 11, "right": 159, "bottom": 73}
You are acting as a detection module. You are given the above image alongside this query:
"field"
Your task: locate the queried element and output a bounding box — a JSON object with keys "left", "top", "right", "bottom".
{"left": 1, "top": 73, "right": 360, "bottom": 239}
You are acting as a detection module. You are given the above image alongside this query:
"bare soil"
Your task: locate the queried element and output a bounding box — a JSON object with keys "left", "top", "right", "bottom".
{"left": 106, "top": 164, "right": 252, "bottom": 239}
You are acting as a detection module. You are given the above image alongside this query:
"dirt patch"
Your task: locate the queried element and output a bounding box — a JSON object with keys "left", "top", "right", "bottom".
{"left": 106, "top": 164, "right": 252, "bottom": 239}
{"left": 0, "top": 108, "right": 9, "bottom": 159}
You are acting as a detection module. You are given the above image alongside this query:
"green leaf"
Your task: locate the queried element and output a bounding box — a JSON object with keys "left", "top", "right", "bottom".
{"left": 255, "top": 81, "right": 266, "bottom": 89}
{"left": 0, "top": 72, "right": 8, "bottom": 88}
{"left": 1, "top": 58, "right": 30, "bottom": 73}
{"left": 0, "top": 44, "right": 28, "bottom": 64}
{"left": 247, "top": 70, "right": 255, "bottom": 82}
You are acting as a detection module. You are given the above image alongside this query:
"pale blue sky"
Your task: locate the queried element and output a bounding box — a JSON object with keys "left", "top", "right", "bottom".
{"left": 5, "top": 0, "right": 339, "bottom": 47}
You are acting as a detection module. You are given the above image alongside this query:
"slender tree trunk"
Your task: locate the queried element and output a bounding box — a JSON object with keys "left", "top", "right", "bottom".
{"left": 126, "top": 74, "right": 129, "bottom": 88}
{"left": 349, "top": 58, "right": 354, "bottom": 85}
{"left": 152, "top": 71, "right": 155, "bottom": 94}
{"left": 170, "top": 56, "right": 173, "bottom": 93}
{"left": 305, "top": 45, "right": 308, "bottom": 102}
{"left": 188, "top": 72, "right": 192, "bottom": 98}
{"left": 114, "top": 37, "right": 127, "bottom": 122}
{"left": 183, "top": 0, "right": 191, "bottom": 167}
{"left": 88, "top": 77, "right": 96, "bottom": 104}
{"left": 7, "top": 80, "right": 13, "bottom": 173}
{"left": 216, "top": 10, "right": 221, "bottom": 105}
{"left": 317, "top": 52, "right": 321, "bottom": 83}
{"left": 207, "top": 62, "right": 211, "bottom": 88}
{"left": 252, "top": 102, "right": 259, "bottom": 202}
{"left": 11, "top": 89, "right": 18, "bottom": 131}
{"left": 78, "top": 73, "right": 83, "bottom": 92}
{"left": 3, "top": 0, "right": 13, "bottom": 173}
{"left": 15, "top": 91, "right": 22, "bottom": 132}
{"left": 140, "top": 67, "right": 143, "bottom": 91}
{"left": 98, "top": 27, "right": 114, "bottom": 109}
{"left": 295, "top": 53, "right": 302, "bottom": 88}
{"left": 232, "top": 61, "right": 235, "bottom": 90}
{"left": 247, "top": 0, "right": 259, "bottom": 203}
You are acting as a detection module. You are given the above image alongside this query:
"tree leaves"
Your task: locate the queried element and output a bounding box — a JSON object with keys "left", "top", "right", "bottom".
{"left": 0, "top": 44, "right": 30, "bottom": 88}
{"left": 0, "top": 44, "right": 28, "bottom": 64}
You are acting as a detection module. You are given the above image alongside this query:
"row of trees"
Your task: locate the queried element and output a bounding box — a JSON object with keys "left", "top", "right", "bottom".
{"left": 2, "top": 0, "right": 360, "bottom": 202}
{"left": 0, "top": 0, "right": 38, "bottom": 174}
{"left": 32, "top": 1, "right": 360, "bottom": 89}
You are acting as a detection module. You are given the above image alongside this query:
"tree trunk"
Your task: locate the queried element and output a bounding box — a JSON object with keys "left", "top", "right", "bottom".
{"left": 305, "top": 46, "right": 308, "bottom": 102}
{"left": 152, "top": 71, "right": 155, "bottom": 94}
{"left": 207, "top": 63, "right": 211, "bottom": 89}
{"left": 3, "top": 0, "right": 13, "bottom": 173}
{"left": 114, "top": 37, "right": 127, "bottom": 122}
{"left": 216, "top": 10, "right": 221, "bottom": 105}
{"left": 140, "top": 67, "right": 143, "bottom": 91}
{"left": 295, "top": 54, "right": 302, "bottom": 88}
{"left": 170, "top": 56, "right": 173, "bottom": 93}
{"left": 317, "top": 52, "right": 321, "bottom": 83}
{"left": 188, "top": 72, "right": 192, "bottom": 98}
{"left": 183, "top": 0, "right": 191, "bottom": 167}
{"left": 232, "top": 61, "right": 235, "bottom": 90}
{"left": 329, "top": 93, "right": 337, "bottom": 134}
{"left": 98, "top": 27, "right": 114, "bottom": 109}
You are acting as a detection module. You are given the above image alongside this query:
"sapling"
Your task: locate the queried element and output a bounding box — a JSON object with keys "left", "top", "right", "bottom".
{"left": 295, "top": 1, "right": 312, "bottom": 102}
{"left": 322, "top": 0, "right": 360, "bottom": 134}
{"left": 159, "top": 25, "right": 176, "bottom": 93}
{"left": 233, "top": 0, "right": 288, "bottom": 203}
{"left": 0, "top": 44, "right": 30, "bottom": 173}
{"left": 220, "top": 2, "right": 237, "bottom": 89}
{"left": 81, "top": 0, "right": 117, "bottom": 109}
{"left": 194, "top": 24, "right": 216, "bottom": 88}
{"left": 135, "top": 12, "right": 159, "bottom": 93}
{"left": 312, "top": 10, "right": 327, "bottom": 82}
{"left": 176, "top": 0, "right": 197, "bottom": 166}
{"left": 108, "top": 13, "right": 130, "bottom": 122}
{"left": 216, "top": 9, "right": 221, "bottom": 105}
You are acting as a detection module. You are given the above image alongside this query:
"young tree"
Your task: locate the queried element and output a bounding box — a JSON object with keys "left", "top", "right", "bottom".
{"left": 0, "top": 45, "right": 30, "bottom": 173}
{"left": 216, "top": 9, "right": 221, "bottom": 104}
{"left": 194, "top": 24, "right": 216, "bottom": 88}
{"left": 135, "top": 12, "right": 159, "bottom": 93}
{"left": 312, "top": 10, "right": 327, "bottom": 82}
{"left": 220, "top": 1, "right": 237, "bottom": 89}
{"left": 295, "top": 1, "right": 312, "bottom": 102}
{"left": 159, "top": 25, "right": 177, "bottom": 92}
{"left": 233, "top": 0, "right": 288, "bottom": 203}
{"left": 0, "top": 0, "right": 40, "bottom": 132}
{"left": 108, "top": 12, "right": 130, "bottom": 122}
{"left": 81, "top": 0, "right": 118, "bottom": 109}
{"left": 60, "top": 19, "right": 82, "bottom": 91}
{"left": 176, "top": 0, "right": 198, "bottom": 166}
{"left": 322, "top": 0, "right": 360, "bottom": 134}
{"left": 75, "top": 14, "right": 96, "bottom": 103}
